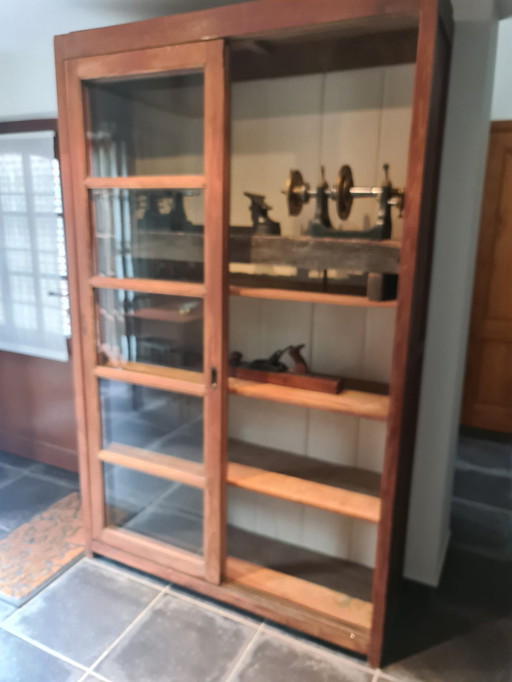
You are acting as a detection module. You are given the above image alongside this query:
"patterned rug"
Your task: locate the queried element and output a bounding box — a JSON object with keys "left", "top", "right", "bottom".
{"left": 0, "top": 492, "right": 84, "bottom": 605}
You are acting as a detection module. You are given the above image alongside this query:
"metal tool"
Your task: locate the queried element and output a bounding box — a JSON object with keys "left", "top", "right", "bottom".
{"left": 283, "top": 163, "right": 404, "bottom": 240}
{"left": 244, "top": 192, "right": 281, "bottom": 235}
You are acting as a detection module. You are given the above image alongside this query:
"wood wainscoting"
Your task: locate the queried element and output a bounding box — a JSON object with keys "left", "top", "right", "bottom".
{"left": 0, "top": 351, "right": 77, "bottom": 471}
{"left": 462, "top": 121, "right": 512, "bottom": 433}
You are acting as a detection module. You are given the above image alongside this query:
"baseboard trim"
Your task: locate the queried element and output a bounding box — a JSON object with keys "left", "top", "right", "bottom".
{"left": 0, "top": 431, "right": 78, "bottom": 472}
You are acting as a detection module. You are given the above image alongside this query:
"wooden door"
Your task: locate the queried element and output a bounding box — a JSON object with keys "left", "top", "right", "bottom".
{"left": 462, "top": 122, "right": 512, "bottom": 433}
{"left": 61, "top": 41, "right": 228, "bottom": 582}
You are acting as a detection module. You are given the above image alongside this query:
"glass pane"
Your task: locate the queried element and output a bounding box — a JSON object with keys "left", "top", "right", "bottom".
{"left": 97, "top": 289, "right": 203, "bottom": 372}
{"left": 104, "top": 464, "right": 203, "bottom": 555}
{"left": 87, "top": 72, "right": 204, "bottom": 177}
{"left": 92, "top": 188, "right": 203, "bottom": 282}
{"left": 99, "top": 379, "right": 203, "bottom": 464}
{"left": 228, "top": 487, "right": 373, "bottom": 600}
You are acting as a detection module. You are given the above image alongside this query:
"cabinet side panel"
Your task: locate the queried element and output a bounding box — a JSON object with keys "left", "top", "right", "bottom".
{"left": 369, "top": 1, "right": 452, "bottom": 667}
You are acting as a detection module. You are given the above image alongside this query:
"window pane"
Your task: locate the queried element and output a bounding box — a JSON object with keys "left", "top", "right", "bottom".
{"left": 0, "top": 132, "right": 69, "bottom": 360}
{"left": 87, "top": 72, "right": 204, "bottom": 177}
{"left": 104, "top": 465, "right": 203, "bottom": 555}
{"left": 92, "top": 188, "right": 203, "bottom": 282}
{"left": 97, "top": 289, "right": 203, "bottom": 372}
{"left": 99, "top": 379, "right": 203, "bottom": 464}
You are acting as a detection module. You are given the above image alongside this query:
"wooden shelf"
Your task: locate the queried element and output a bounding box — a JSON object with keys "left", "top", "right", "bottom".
{"left": 229, "top": 285, "right": 397, "bottom": 307}
{"left": 99, "top": 443, "right": 205, "bottom": 489}
{"left": 226, "top": 526, "right": 373, "bottom": 631}
{"left": 228, "top": 377, "right": 389, "bottom": 420}
{"left": 95, "top": 362, "right": 205, "bottom": 396}
{"left": 228, "top": 439, "right": 381, "bottom": 522}
{"left": 132, "top": 232, "right": 401, "bottom": 273}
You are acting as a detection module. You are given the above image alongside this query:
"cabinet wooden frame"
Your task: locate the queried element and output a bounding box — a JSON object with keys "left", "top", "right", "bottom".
{"left": 58, "top": 39, "right": 228, "bottom": 584}
{"left": 55, "top": 0, "right": 452, "bottom": 667}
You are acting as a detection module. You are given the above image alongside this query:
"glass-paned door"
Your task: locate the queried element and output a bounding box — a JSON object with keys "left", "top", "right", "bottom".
{"left": 63, "top": 41, "right": 228, "bottom": 582}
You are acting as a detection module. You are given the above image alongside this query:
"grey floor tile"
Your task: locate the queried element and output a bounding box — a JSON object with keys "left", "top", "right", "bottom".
{"left": 231, "top": 632, "right": 373, "bottom": 682}
{"left": 0, "top": 599, "right": 16, "bottom": 621}
{"left": 95, "top": 592, "right": 256, "bottom": 682}
{"left": 30, "top": 463, "right": 79, "bottom": 488}
{"left": 0, "top": 451, "right": 36, "bottom": 470}
{"left": 0, "top": 474, "right": 73, "bottom": 531}
{"left": 4, "top": 560, "right": 159, "bottom": 667}
{"left": 0, "top": 463, "right": 25, "bottom": 489}
{"left": 383, "top": 617, "right": 512, "bottom": 682}
{"left": 0, "top": 630, "right": 83, "bottom": 682}
{"left": 92, "top": 556, "right": 168, "bottom": 588}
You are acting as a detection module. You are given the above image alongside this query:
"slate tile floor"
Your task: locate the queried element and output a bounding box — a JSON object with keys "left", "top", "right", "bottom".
{"left": 0, "top": 555, "right": 510, "bottom": 682}
{"left": 0, "top": 451, "right": 79, "bottom": 537}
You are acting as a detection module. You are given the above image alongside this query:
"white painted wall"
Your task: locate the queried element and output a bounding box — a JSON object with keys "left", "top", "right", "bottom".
{"left": 404, "top": 1, "right": 499, "bottom": 585}
{"left": 491, "top": 17, "right": 512, "bottom": 119}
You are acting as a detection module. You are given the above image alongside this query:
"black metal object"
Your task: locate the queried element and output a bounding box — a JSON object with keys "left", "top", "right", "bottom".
{"left": 244, "top": 192, "right": 281, "bottom": 235}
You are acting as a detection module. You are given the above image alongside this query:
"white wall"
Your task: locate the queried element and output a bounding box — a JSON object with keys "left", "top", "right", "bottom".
{"left": 0, "top": 0, "right": 245, "bottom": 120}
{"left": 404, "top": 2, "right": 499, "bottom": 585}
{"left": 491, "top": 17, "right": 512, "bottom": 119}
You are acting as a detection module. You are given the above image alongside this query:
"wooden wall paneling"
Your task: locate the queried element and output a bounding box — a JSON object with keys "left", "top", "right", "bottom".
{"left": 203, "top": 40, "right": 229, "bottom": 585}
{"left": 0, "top": 119, "right": 58, "bottom": 135}
{"left": 462, "top": 122, "right": 512, "bottom": 432}
{"left": 55, "top": 38, "right": 94, "bottom": 546}
{"left": 0, "top": 354, "right": 77, "bottom": 470}
{"left": 57, "top": 1, "right": 421, "bottom": 61}
{"left": 369, "top": 0, "right": 452, "bottom": 667}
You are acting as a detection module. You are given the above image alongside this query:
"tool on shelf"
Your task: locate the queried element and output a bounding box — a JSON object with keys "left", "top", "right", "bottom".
{"left": 229, "top": 345, "right": 344, "bottom": 394}
{"left": 244, "top": 192, "right": 281, "bottom": 235}
{"left": 283, "top": 163, "right": 404, "bottom": 240}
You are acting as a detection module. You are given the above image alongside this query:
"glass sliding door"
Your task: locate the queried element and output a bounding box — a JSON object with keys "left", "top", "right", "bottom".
{"left": 64, "top": 41, "right": 228, "bottom": 582}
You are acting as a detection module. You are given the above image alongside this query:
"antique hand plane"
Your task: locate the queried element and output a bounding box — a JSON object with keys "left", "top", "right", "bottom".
{"left": 283, "top": 163, "right": 404, "bottom": 240}
{"left": 229, "top": 345, "right": 343, "bottom": 394}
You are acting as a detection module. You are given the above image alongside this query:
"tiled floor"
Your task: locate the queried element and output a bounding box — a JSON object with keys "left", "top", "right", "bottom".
{"left": 0, "top": 555, "right": 510, "bottom": 682}
{"left": 0, "top": 452, "right": 82, "bottom": 605}
{"left": 0, "top": 452, "right": 79, "bottom": 537}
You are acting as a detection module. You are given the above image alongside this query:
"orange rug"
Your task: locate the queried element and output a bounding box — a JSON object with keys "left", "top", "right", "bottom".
{"left": 0, "top": 492, "right": 84, "bottom": 605}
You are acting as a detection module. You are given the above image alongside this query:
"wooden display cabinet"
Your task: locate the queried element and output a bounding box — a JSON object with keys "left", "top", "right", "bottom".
{"left": 55, "top": 0, "right": 452, "bottom": 666}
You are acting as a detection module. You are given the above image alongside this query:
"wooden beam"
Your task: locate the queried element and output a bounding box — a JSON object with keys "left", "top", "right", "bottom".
{"left": 133, "top": 233, "right": 401, "bottom": 274}
{"left": 85, "top": 175, "right": 206, "bottom": 190}
{"left": 89, "top": 276, "right": 205, "bottom": 298}
{"left": 56, "top": 1, "right": 420, "bottom": 61}
{"left": 231, "top": 29, "right": 418, "bottom": 81}
{"left": 100, "top": 527, "right": 204, "bottom": 579}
